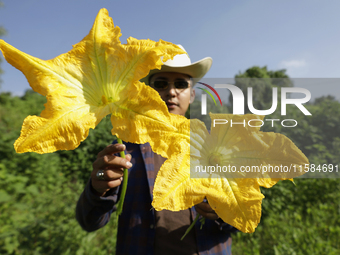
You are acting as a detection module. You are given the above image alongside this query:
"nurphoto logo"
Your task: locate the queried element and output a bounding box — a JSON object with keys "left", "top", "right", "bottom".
{"left": 198, "top": 82, "right": 312, "bottom": 128}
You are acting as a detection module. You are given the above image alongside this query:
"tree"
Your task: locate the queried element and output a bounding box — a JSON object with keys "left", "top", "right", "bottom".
{"left": 229, "top": 66, "right": 293, "bottom": 114}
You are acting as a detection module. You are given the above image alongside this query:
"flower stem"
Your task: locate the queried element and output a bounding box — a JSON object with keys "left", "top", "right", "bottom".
{"left": 181, "top": 213, "right": 200, "bottom": 241}
{"left": 116, "top": 138, "right": 128, "bottom": 216}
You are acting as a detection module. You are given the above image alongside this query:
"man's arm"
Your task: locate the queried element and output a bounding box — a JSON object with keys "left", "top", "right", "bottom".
{"left": 75, "top": 143, "right": 132, "bottom": 232}
{"left": 76, "top": 179, "right": 119, "bottom": 232}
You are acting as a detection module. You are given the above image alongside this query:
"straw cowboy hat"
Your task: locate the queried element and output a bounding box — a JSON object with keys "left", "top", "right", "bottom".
{"left": 140, "top": 45, "right": 212, "bottom": 85}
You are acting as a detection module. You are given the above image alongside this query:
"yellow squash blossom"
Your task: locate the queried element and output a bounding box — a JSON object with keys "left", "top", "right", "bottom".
{"left": 0, "top": 8, "right": 188, "bottom": 158}
{"left": 152, "top": 113, "right": 308, "bottom": 233}
{"left": 1, "top": 8, "right": 309, "bottom": 233}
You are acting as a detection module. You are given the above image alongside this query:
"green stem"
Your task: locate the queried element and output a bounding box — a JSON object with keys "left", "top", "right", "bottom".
{"left": 116, "top": 138, "right": 128, "bottom": 216}
{"left": 181, "top": 213, "right": 200, "bottom": 241}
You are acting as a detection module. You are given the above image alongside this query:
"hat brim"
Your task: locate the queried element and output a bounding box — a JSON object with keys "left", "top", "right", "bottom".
{"left": 140, "top": 57, "right": 212, "bottom": 85}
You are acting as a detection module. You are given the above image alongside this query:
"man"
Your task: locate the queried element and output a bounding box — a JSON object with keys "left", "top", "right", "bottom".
{"left": 76, "top": 45, "right": 237, "bottom": 254}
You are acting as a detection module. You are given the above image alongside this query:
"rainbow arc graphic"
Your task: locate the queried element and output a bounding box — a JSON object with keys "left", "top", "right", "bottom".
{"left": 197, "top": 82, "right": 222, "bottom": 115}
{"left": 197, "top": 82, "right": 222, "bottom": 106}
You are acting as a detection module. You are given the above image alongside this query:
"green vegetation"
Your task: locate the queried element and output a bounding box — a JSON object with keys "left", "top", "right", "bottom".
{"left": 230, "top": 67, "right": 340, "bottom": 255}
{"left": 233, "top": 178, "right": 340, "bottom": 255}
{"left": 0, "top": 91, "right": 117, "bottom": 254}
{"left": 0, "top": 65, "right": 339, "bottom": 254}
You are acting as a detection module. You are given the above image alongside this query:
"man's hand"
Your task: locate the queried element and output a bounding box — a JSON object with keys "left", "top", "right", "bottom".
{"left": 91, "top": 144, "right": 132, "bottom": 197}
{"left": 194, "top": 201, "right": 219, "bottom": 220}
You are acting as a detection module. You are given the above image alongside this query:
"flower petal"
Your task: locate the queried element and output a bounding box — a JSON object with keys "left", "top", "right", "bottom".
{"left": 208, "top": 113, "right": 308, "bottom": 180}
{"left": 14, "top": 104, "right": 100, "bottom": 153}
{"left": 153, "top": 113, "right": 309, "bottom": 233}
{"left": 107, "top": 38, "right": 191, "bottom": 158}
{"left": 112, "top": 96, "right": 191, "bottom": 158}
{"left": 152, "top": 148, "right": 204, "bottom": 210}
{"left": 0, "top": 9, "right": 187, "bottom": 154}
{"left": 206, "top": 178, "right": 263, "bottom": 233}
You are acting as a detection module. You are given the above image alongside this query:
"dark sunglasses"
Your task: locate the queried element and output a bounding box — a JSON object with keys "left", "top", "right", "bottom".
{"left": 151, "top": 80, "right": 190, "bottom": 90}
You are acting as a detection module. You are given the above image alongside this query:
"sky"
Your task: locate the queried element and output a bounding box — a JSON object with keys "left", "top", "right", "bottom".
{"left": 0, "top": 0, "right": 340, "bottom": 100}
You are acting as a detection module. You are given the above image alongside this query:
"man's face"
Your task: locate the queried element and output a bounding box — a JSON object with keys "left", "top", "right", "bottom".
{"left": 149, "top": 72, "right": 195, "bottom": 116}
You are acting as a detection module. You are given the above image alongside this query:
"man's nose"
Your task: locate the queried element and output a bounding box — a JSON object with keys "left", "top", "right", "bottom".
{"left": 166, "top": 84, "right": 178, "bottom": 96}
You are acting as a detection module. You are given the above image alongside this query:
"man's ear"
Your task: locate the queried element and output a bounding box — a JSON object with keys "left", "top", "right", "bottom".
{"left": 189, "top": 89, "right": 195, "bottom": 104}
